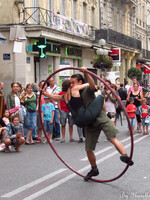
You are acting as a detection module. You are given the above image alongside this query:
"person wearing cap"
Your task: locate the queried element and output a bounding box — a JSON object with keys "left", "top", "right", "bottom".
{"left": 41, "top": 96, "right": 55, "bottom": 143}
{"left": 126, "top": 97, "right": 137, "bottom": 134}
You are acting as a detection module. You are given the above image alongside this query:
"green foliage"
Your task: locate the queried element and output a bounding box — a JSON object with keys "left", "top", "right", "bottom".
{"left": 127, "top": 67, "right": 142, "bottom": 81}
{"left": 92, "top": 55, "right": 113, "bottom": 69}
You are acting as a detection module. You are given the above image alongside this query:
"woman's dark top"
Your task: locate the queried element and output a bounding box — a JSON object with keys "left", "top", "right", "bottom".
{"left": 69, "top": 96, "right": 83, "bottom": 111}
{"left": 130, "top": 91, "right": 141, "bottom": 107}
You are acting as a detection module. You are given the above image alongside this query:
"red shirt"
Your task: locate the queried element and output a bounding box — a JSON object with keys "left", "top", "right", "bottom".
{"left": 141, "top": 105, "right": 148, "bottom": 118}
{"left": 126, "top": 104, "right": 137, "bottom": 118}
{"left": 59, "top": 91, "right": 69, "bottom": 112}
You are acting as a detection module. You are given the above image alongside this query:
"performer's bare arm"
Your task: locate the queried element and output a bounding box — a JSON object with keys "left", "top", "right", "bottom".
{"left": 80, "top": 67, "right": 95, "bottom": 91}
{"left": 42, "top": 92, "right": 63, "bottom": 101}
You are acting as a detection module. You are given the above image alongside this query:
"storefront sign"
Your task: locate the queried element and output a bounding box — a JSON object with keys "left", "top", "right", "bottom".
{"left": 3, "top": 54, "right": 10, "bottom": 60}
{"left": 66, "top": 46, "right": 82, "bottom": 58}
{"left": 59, "top": 63, "right": 71, "bottom": 77}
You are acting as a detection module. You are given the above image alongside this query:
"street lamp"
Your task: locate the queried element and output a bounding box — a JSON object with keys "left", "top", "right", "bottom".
{"left": 96, "top": 39, "right": 109, "bottom": 56}
{"left": 92, "top": 39, "right": 113, "bottom": 69}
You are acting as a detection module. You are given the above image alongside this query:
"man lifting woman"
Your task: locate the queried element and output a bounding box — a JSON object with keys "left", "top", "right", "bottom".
{"left": 42, "top": 67, "right": 134, "bottom": 181}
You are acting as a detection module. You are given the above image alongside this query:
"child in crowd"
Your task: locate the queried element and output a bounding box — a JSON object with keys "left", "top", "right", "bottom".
{"left": 139, "top": 98, "right": 150, "bottom": 135}
{"left": 2, "top": 109, "right": 10, "bottom": 126}
{"left": 0, "top": 110, "right": 10, "bottom": 146}
{"left": 126, "top": 97, "right": 137, "bottom": 134}
{"left": 42, "top": 96, "right": 55, "bottom": 143}
{"left": 3, "top": 116, "right": 25, "bottom": 152}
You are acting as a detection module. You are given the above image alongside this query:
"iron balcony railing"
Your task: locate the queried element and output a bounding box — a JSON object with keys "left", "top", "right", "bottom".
{"left": 125, "top": 0, "right": 137, "bottom": 4}
{"left": 21, "top": 7, "right": 95, "bottom": 38}
{"left": 95, "top": 29, "right": 141, "bottom": 51}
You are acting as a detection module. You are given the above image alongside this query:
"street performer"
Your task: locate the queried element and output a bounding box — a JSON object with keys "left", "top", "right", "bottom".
{"left": 42, "top": 67, "right": 134, "bottom": 181}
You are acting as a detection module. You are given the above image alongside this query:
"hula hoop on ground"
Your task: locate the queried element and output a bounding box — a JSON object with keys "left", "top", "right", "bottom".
{"left": 39, "top": 67, "right": 134, "bottom": 183}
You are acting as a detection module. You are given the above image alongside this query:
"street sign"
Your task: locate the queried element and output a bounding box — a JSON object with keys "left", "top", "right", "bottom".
{"left": 109, "top": 48, "right": 121, "bottom": 66}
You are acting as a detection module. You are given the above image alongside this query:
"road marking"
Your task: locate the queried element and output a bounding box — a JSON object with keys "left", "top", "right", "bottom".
{"left": 22, "top": 135, "right": 149, "bottom": 200}
{"left": 1, "top": 168, "right": 67, "bottom": 198}
{"left": 2, "top": 135, "right": 148, "bottom": 200}
{"left": 81, "top": 135, "right": 137, "bottom": 161}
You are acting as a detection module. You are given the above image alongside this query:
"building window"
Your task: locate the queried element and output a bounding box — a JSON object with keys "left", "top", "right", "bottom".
{"left": 61, "top": 0, "right": 65, "bottom": 16}
{"left": 73, "top": 0, "right": 76, "bottom": 19}
{"left": 91, "top": 7, "right": 95, "bottom": 26}
{"left": 83, "top": 2, "right": 87, "bottom": 23}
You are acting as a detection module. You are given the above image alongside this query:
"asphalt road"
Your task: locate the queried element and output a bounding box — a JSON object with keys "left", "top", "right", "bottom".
{"left": 0, "top": 119, "right": 150, "bottom": 200}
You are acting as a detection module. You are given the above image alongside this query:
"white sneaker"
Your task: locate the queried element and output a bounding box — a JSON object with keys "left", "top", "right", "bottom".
{"left": 50, "top": 139, "right": 53, "bottom": 143}
{"left": 43, "top": 139, "right": 47, "bottom": 144}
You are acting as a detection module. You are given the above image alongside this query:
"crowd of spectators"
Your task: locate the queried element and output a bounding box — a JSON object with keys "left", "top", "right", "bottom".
{"left": 0, "top": 75, "right": 150, "bottom": 153}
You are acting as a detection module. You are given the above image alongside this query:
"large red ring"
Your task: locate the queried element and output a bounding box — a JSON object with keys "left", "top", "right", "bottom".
{"left": 39, "top": 67, "right": 134, "bottom": 183}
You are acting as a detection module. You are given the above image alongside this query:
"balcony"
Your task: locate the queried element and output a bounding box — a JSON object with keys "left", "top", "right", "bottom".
{"left": 21, "top": 7, "right": 94, "bottom": 38}
{"left": 95, "top": 29, "right": 141, "bottom": 51}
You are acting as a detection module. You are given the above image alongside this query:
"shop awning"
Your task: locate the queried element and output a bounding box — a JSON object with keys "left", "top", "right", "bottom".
{"left": 141, "top": 64, "right": 150, "bottom": 74}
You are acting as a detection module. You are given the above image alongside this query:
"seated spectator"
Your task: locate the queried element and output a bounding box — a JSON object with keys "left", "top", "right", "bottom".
{"left": 3, "top": 116, "right": 25, "bottom": 152}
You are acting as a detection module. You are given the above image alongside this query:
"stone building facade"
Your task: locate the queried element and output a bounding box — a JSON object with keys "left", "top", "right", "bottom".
{"left": 0, "top": 0, "right": 150, "bottom": 95}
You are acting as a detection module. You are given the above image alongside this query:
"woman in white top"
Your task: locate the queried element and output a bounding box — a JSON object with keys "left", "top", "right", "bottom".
{"left": 6, "top": 83, "right": 21, "bottom": 121}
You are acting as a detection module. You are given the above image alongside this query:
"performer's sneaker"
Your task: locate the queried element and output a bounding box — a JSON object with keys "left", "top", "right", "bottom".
{"left": 84, "top": 167, "right": 99, "bottom": 181}
{"left": 120, "top": 154, "right": 134, "bottom": 166}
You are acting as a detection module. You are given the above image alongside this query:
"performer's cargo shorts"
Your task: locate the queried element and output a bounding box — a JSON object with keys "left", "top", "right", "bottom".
{"left": 85, "top": 110, "right": 119, "bottom": 151}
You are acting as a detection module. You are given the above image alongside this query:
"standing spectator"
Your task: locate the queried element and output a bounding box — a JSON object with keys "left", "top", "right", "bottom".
{"left": 3, "top": 116, "right": 25, "bottom": 152}
{"left": 17, "top": 82, "right": 24, "bottom": 95}
{"left": 47, "top": 77, "right": 61, "bottom": 140}
{"left": 118, "top": 84, "right": 127, "bottom": 105}
{"left": 125, "top": 81, "right": 130, "bottom": 93}
{"left": 6, "top": 83, "right": 21, "bottom": 121}
{"left": 102, "top": 80, "right": 117, "bottom": 126}
{"left": 127, "top": 83, "right": 143, "bottom": 133}
{"left": 21, "top": 84, "right": 37, "bottom": 144}
{"left": 0, "top": 82, "right": 4, "bottom": 95}
{"left": 126, "top": 97, "right": 137, "bottom": 134}
{"left": 0, "top": 82, "right": 6, "bottom": 114}
{"left": 145, "top": 87, "right": 150, "bottom": 105}
{"left": 118, "top": 83, "right": 127, "bottom": 118}
{"left": 42, "top": 96, "right": 55, "bottom": 143}
{"left": 128, "top": 77, "right": 143, "bottom": 93}
{"left": 58, "top": 80, "right": 75, "bottom": 143}
{"left": 139, "top": 98, "right": 150, "bottom": 135}
{"left": 36, "top": 80, "right": 45, "bottom": 143}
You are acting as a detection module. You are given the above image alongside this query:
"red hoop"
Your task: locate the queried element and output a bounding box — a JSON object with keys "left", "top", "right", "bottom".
{"left": 39, "top": 67, "right": 134, "bottom": 183}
